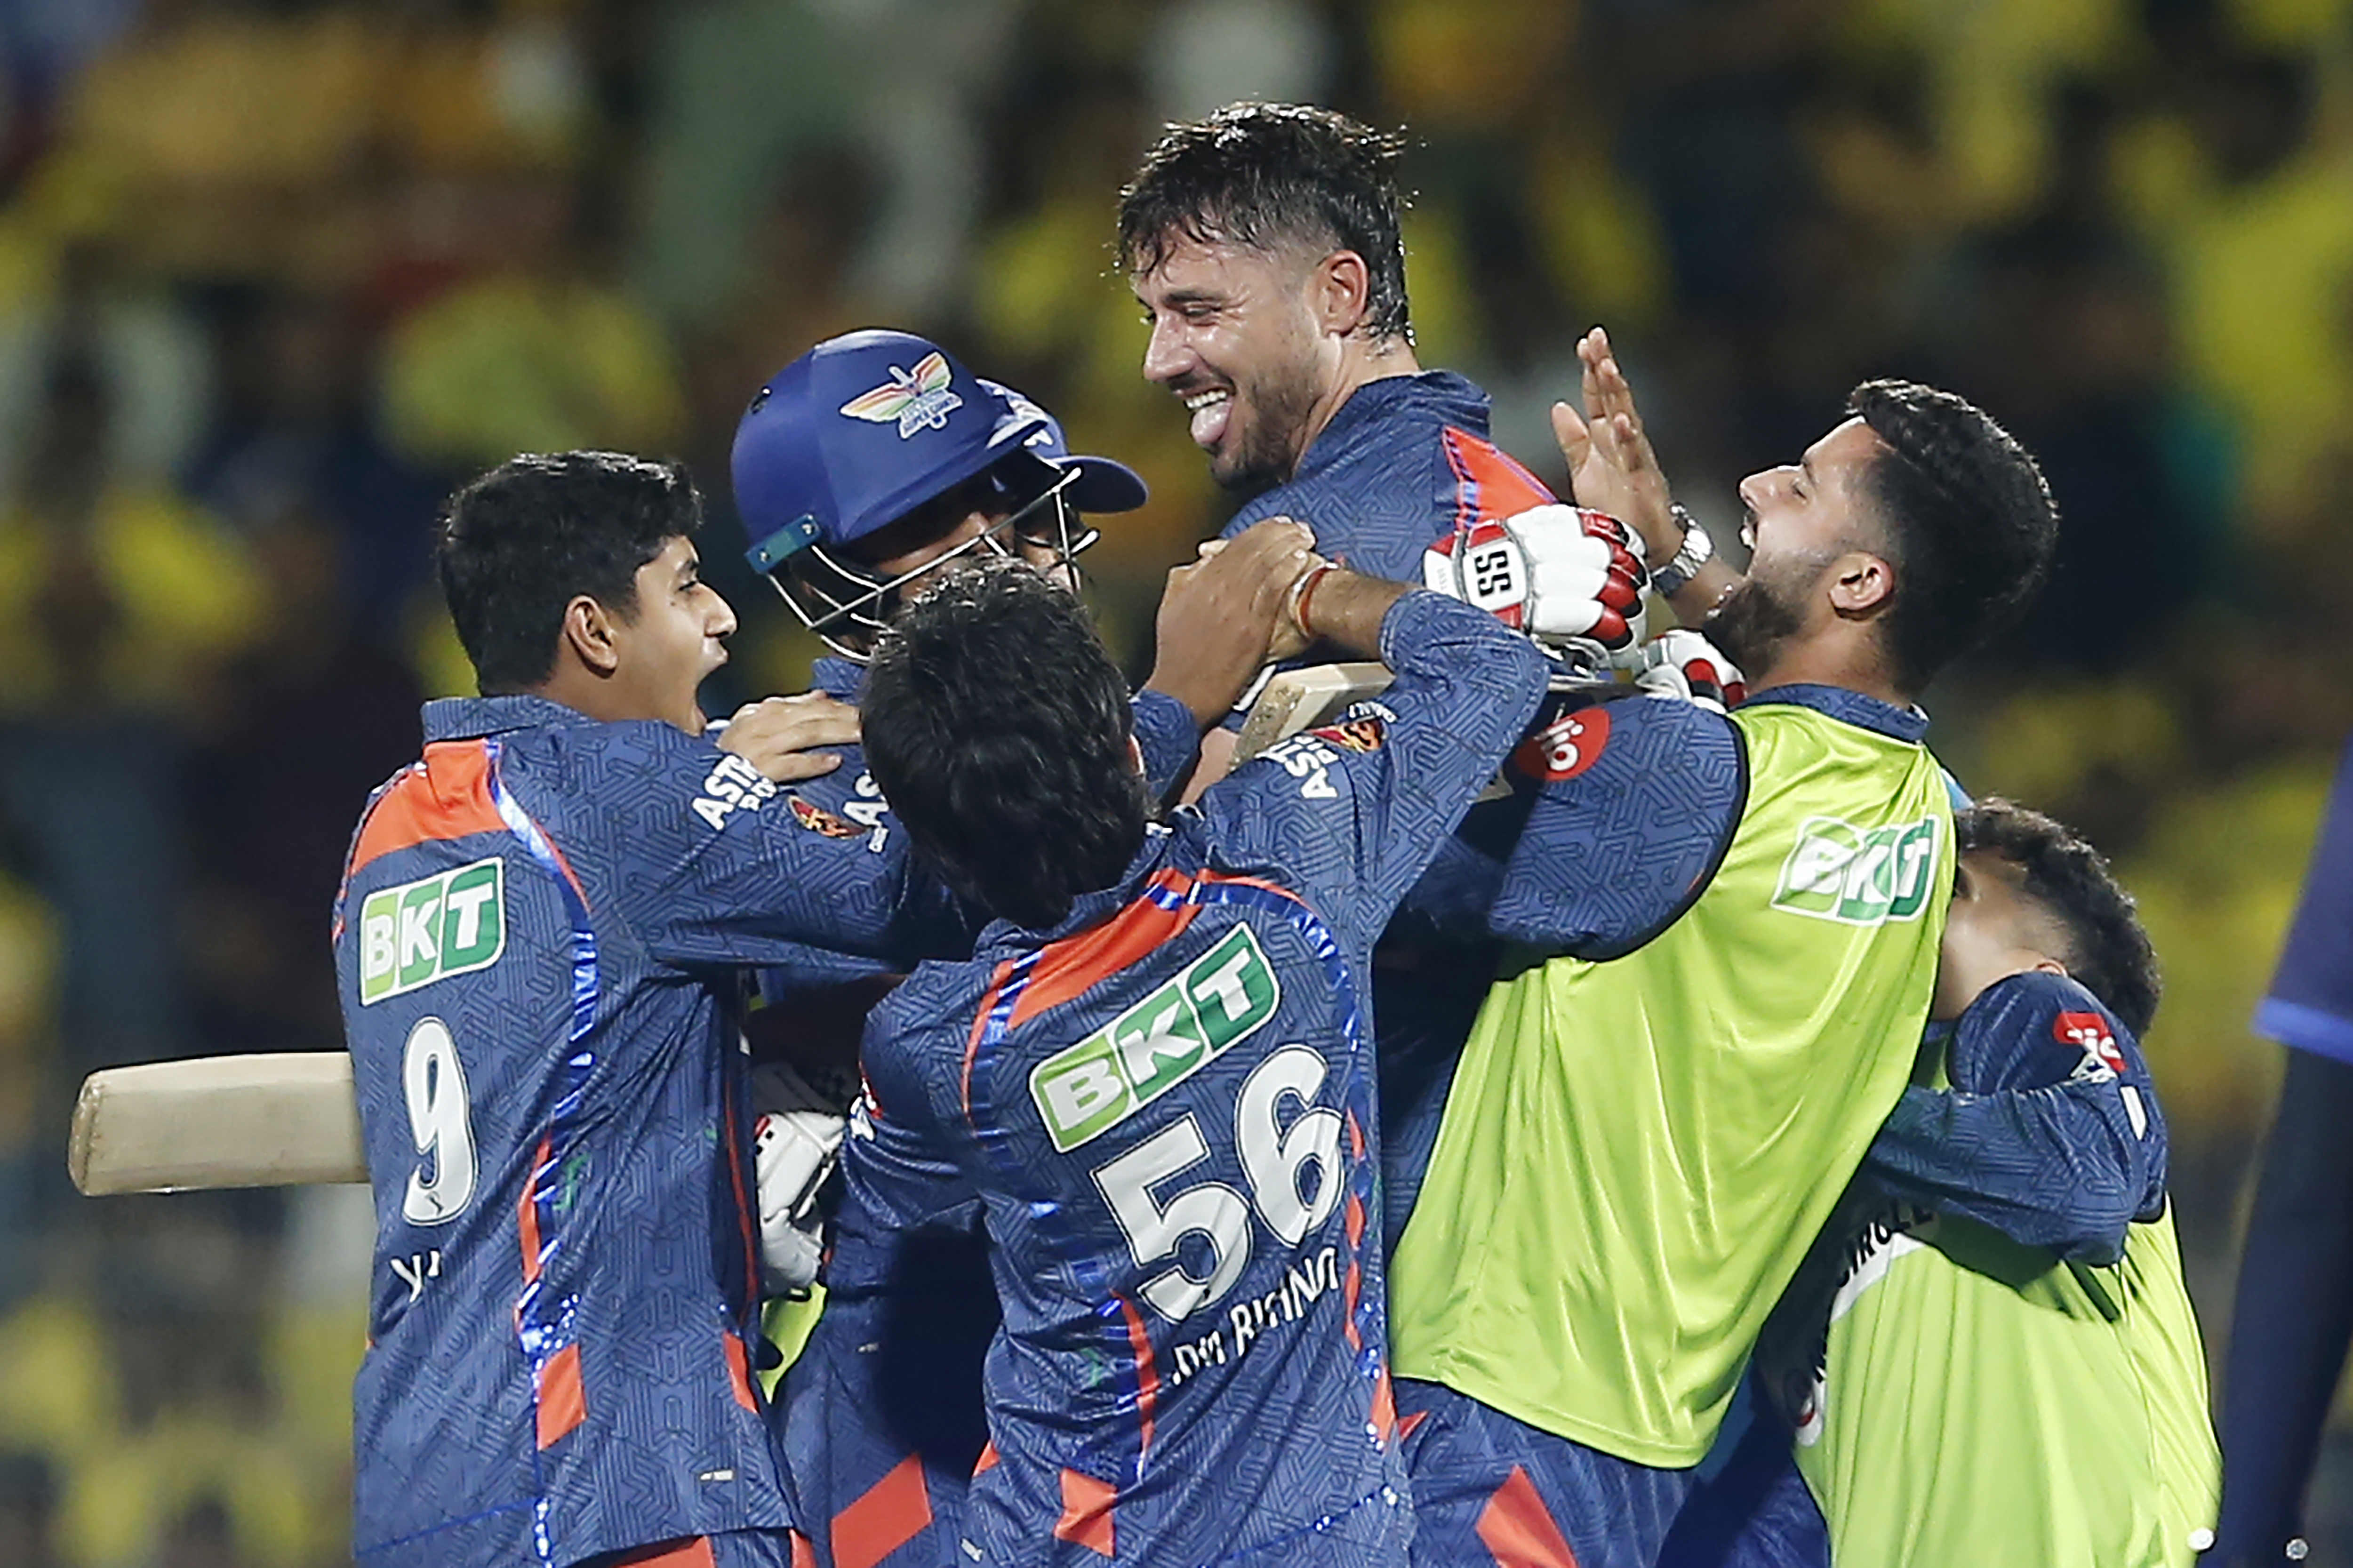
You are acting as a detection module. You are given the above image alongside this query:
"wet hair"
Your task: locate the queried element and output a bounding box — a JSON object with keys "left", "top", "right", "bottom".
{"left": 1847, "top": 380, "right": 2058, "bottom": 696}
{"left": 1957, "top": 797, "right": 2160, "bottom": 1035}
{"left": 1118, "top": 102, "right": 1412, "bottom": 342}
{"left": 435, "top": 451, "right": 701, "bottom": 692}
{"left": 860, "top": 559, "right": 1152, "bottom": 930}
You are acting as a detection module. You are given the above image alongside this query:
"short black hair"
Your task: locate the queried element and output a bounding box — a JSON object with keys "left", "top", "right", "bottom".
{"left": 1847, "top": 380, "right": 2058, "bottom": 696}
{"left": 1118, "top": 102, "right": 1412, "bottom": 342}
{"left": 861, "top": 560, "right": 1152, "bottom": 931}
{"left": 435, "top": 451, "right": 701, "bottom": 692}
{"left": 1957, "top": 798, "right": 2160, "bottom": 1036}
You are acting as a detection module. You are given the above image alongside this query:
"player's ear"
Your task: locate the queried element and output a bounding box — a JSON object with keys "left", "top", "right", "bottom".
{"left": 1311, "top": 249, "right": 1373, "bottom": 337}
{"left": 2030, "top": 957, "right": 2069, "bottom": 979}
{"left": 561, "top": 594, "right": 623, "bottom": 678}
{"left": 1826, "top": 551, "right": 1896, "bottom": 620}
{"left": 1127, "top": 734, "right": 1145, "bottom": 779}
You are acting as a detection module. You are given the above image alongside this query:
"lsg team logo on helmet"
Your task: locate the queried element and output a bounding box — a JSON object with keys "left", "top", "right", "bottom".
{"left": 1771, "top": 814, "right": 1941, "bottom": 926}
{"left": 837, "top": 351, "right": 962, "bottom": 438}
{"left": 1029, "top": 926, "right": 1281, "bottom": 1152}
{"left": 360, "top": 858, "right": 505, "bottom": 1004}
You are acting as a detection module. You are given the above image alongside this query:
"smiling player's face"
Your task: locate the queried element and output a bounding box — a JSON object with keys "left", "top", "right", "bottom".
{"left": 1135, "top": 232, "right": 1326, "bottom": 493}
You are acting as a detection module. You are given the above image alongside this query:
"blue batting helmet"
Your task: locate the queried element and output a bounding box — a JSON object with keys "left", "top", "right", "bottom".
{"left": 734, "top": 330, "right": 1145, "bottom": 657}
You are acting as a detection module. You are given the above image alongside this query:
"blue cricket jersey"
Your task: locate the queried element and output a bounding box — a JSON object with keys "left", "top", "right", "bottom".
{"left": 766, "top": 657, "right": 1201, "bottom": 1568}
{"left": 844, "top": 591, "right": 1545, "bottom": 1567}
{"left": 335, "top": 694, "right": 966, "bottom": 1568}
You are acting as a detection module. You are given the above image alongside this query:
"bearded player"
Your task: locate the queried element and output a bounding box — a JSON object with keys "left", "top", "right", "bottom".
{"left": 1121, "top": 103, "right": 1695, "bottom": 1246}
{"left": 1387, "top": 364, "right": 2060, "bottom": 1567}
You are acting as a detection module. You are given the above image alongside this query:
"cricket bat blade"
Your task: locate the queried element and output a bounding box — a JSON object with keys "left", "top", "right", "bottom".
{"left": 1233, "top": 662, "right": 1394, "bottom": 764}
{"left": 70, "top": 1052, "right": 367, "bottom": 1194}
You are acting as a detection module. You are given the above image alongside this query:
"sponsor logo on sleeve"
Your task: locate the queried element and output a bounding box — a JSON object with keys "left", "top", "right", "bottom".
{"left": 360, "top": 857, "right": 505, "bottom": 1004}
{"left": 1770, "top": 814, "right": 1941, "bottom": 926}
{"left": 1512, "top": 706, "right": 1609, "bottom": 782}
{"left": 1309, "top": 717, "right": 1386, "bottom": 754}
{"left": 788, "top": 795, "right": 864, "bottom": 839}
{"left": 2056, "top": 1010, "right": 2127, "bottom": 1080}
{"left": 1029, "top": 925, "right": 1281, "bottom": 1152}
{"left": 692, "top": 753, "right": 779, "bottom": 831}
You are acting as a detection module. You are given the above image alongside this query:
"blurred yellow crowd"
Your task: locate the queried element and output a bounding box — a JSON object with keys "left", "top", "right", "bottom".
{"left": 0, "top": 0, "right": 2349, "bottom": 1561}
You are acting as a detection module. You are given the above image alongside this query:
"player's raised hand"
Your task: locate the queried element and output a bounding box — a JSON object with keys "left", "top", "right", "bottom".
{"left": 715, "top": 692, "right": 860, "bottom": 783}
{"left": 1555, "top": 327, "right": 1679, "bottom": 567}
{"left": 1423, "top": 503, "right": 1648, "bottom": 661}
{"left": 1147, "top": 517, "right": 1320, "bottom": 729}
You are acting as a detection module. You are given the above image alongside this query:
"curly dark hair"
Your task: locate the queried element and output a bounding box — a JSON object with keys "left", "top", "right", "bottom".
{"left": 1847, "top": 380, "right": 2059, "bottom": 696}
{"left": 1117, "top": 102, "right": 1413, "bottom": 342}
{"left": 1956, "top": 798, "right": 2161, "bottom": 1036}
{"left": 435, "top": 451, "right": 702, "bottom": 693}
{"left": 861, "top": 559, "right": 1152, "bottom": 931}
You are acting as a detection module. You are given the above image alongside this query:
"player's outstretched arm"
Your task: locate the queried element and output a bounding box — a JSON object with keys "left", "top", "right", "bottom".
{"left": 1143, "top": 517, "right": 1319, "bottom": 731}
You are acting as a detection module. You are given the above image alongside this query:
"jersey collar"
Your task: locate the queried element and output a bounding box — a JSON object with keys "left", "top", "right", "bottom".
{"left": 421, "top": 693, "right": 607, "bottom": 742}
{"left": 1292, "top": 370, "right": 1491, "bottom": 482}
{"left": 1740, "top": 683, "right": 1929, "bottom": 744}
{"left": 976, "top": 823, "right": 1179, "bottom": 952}
{"left": 812, "top": 656, "right": 865, "bottom": 702}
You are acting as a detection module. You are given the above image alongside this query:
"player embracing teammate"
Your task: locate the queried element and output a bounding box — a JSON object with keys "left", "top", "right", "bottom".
{"left": 323, "top": 96, "right": 2221, "bottom": 1568}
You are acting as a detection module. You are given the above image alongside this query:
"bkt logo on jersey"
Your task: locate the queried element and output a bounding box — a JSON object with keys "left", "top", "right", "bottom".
{"left": 1030, "top": 925, "right": 1281, "bottom": 1152}
{"left": 360, "top": 857, "right": 505, "bottom": 1005}
{"left": 1771, "top": 814, "right": 1940, "bottom": 926}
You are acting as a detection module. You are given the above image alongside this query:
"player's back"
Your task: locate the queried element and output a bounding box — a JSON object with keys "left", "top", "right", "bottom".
{"left": 867, "top": 837, "right": 1409, "bottom": 1567}
{"left": 840, "top": 588, "right": 1544, "bottom": 1565}
{"left": 336, "top": 695, "right": 927, "bottom": 1567}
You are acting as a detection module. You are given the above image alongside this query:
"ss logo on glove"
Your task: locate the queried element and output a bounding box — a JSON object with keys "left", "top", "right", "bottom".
{"left": 1424, "top": 504, "right": 1649, "bottom": 658}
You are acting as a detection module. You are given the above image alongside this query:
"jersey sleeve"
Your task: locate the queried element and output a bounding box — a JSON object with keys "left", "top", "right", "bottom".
{"left": 831, "top": 996, "right": 984, "bottom": 1294}
{"left": 1864, "top": 971, "right": 2167, "bottom": 1265}
{"left": 1483, "top": 692, "right": 1746, "bottom": 958}
{"left": 1201, "top": 590, "right": 1547, "bottom": 938}
{"left": 2255, "top": 734, "right": 2353, "bottom": 1063}
{"left": 565, "top": 720, "right": 965, "bottom": 971}
{"left": 1130, "top": 687, "right": 1201, "bottom": 800}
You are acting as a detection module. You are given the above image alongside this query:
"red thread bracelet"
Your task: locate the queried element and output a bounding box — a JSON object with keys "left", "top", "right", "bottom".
{"left": 1290, "top": 561, "right": 1339, "bottom": 639}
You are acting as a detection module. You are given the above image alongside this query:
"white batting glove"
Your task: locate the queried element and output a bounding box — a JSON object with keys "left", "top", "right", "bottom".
{"left": 1423, "top": 504, "right": 1649, "bottom": 661}
{"left": 1626, "top": 629, "right": 1748, "bottom": 714}
{"left": 750, "top": 1061, "right": 848, "bottom": 1296}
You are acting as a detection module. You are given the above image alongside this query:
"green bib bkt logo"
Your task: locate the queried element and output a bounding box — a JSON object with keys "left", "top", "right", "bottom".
{"left": 1772, "top": 815, "right": 1941, "bottom": 926}
{"left": 360, "top": 857, "right": 506, "bottom": 1005}
{"left": 1030, "top": 925, "right": 1281, "bottom": 1152}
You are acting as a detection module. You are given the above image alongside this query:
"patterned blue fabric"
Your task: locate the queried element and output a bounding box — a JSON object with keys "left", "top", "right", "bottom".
{"left": 2259, "top": 733, "right": 2353, "bottom": 1064}
{"left": 1867, "top": 970, "right": 2169, "bottom": 1264}
{"left": 1397, "top": 1377, "right": 1697, "bottom": 1568}
{"left": 844, "top": 591, "right": 1545, "bottom": 1566}
{"left": 336, "top": 694, "right": 972, "bottom": 1568}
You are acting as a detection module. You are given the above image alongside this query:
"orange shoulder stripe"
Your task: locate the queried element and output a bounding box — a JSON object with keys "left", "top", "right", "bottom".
{"left": 348, "top": 740, "right": 506, "bottom": 880}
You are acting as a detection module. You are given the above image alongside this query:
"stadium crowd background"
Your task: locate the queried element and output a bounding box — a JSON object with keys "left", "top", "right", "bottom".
{"left": 0, "top": 0, "right": 2345, "bottom": 1561}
